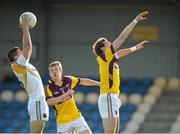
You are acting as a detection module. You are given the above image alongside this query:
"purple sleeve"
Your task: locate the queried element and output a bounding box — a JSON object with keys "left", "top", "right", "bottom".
{"left": 74, "top": 78, "right": 81, "bottom": 88}
{"left": 110, "top": 44, "right": 115, "bottom": 54}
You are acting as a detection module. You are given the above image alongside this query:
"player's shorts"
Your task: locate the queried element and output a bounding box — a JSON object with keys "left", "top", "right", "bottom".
{"left": 57, "top": 116, "right": 91, "bottom": 133}
{"left": 28, "top": 99, "right": 49, "bottom": 122}
{"left": 98, "top": 93, "right": 121, "bottom": 118}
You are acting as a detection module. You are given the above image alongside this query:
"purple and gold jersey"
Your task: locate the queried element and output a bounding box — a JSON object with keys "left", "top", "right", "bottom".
{"left": 96, "top": 45, "right": 120, "bottom": 96}
{"left": 45, "top": 75, "right": 81, "bottom": 124}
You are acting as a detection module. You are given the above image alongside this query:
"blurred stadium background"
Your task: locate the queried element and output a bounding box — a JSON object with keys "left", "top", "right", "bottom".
{"left": 0, "top": 0, "right": 180, "bottom": 133}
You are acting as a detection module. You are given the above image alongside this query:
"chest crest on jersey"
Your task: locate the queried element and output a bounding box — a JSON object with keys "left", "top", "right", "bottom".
{"left": 52, "top": 84, "right": 70, "bottom": 96}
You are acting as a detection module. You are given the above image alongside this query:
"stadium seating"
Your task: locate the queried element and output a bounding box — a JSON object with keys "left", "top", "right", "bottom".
{"left": 0, "top": 77, "right": 154, "bottom": 133}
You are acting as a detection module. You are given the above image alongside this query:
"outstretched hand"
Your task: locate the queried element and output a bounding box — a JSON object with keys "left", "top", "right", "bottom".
{"left": 135, "top": 11, "right": 149, "bottom": 22}
{"left": 135, "top": 40, "right": 149, "bottom": 51}
{"left": 19, "top": 14, "right": 29, "bottom": 28}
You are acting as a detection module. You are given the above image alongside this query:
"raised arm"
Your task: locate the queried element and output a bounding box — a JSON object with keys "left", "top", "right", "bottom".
{"left": 46, "top": 90, "right": 74, "bottom": 106}
{"left": 19, "top": 14, "right": 32, "bottom": 59}
{"left": 112, "top": 11, "right": 149, "bottom": 51}
{"left": 115, "top": 40, "right": 149, "bottom": 59}
{"left": 79, "top": 78, "right": 100, "bottom": 86}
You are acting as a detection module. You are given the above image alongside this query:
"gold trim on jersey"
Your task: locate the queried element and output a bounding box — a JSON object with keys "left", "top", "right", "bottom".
{"left": 11, "top": 63, "right": 27, "bottom": 89}
{"left": 11, "top": 63, "right": 26, "bottom": 74}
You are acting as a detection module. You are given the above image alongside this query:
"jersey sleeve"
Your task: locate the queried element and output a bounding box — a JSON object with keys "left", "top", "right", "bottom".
{"left": 17, "top": 54, "right": 29, "bottom": 66}
{"left": 105, "top": 45, "right": 115, "bottom": 61}
{"left": 96, "top": 56, "right": 101, "bottom": 63}
{"left": 68, "top": 76, "right": 80, "bottom": 89}
{"left": 44, "top": 85, "right": 53, "bottom": 100}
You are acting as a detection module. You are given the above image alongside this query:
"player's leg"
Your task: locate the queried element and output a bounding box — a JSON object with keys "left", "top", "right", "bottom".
{"left": 116, "top": 116, "right": 120, "bottom": 133}
{"left": 72, "top": 116, "right": 92, "bottom": 134}
{"left": 57, "top": 116, "right": 91, "bottom": 134}
{"left": 79, "top": 129, "right": 91, "bottom": 134}
{"left": 102, "top": 117, "right": 119, "bottom": 133}
{"left": 98, "top": 93, "right": 121, "bottom": 133}
{"left": 30, "top": 120, "right": 45, "bottom": 133}
{"left": 28, "top": 100, "right": 49, "bottom": 133}
{"left": 57, "top": 121, "right": 74, "bottom": 134}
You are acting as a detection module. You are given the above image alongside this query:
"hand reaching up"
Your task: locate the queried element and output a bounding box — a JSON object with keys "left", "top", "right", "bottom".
{"left": 135, "top": 11, "right": 149, "bottom": 22}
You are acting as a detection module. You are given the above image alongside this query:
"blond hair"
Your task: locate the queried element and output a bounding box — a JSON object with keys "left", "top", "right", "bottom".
{"left": 49, "top": 61, "right": 62, "bottom": 71}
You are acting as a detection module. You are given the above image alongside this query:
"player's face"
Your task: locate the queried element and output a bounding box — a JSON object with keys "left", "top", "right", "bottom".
{"left": 101, "top": 39, "right": 111, "bottom": 51}
{"left": 14, "top": 48, "right": 22, "bottom": 61}
{"left": 49, "top": 65, "right": 62, "bottom": 81}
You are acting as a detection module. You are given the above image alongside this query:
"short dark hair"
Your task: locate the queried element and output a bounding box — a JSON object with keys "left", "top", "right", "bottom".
{"left": 92, "top": 37, "right": 107, "bottom": 56}
{"left": 7, "top": 47, "right": 19, "bottom": 62}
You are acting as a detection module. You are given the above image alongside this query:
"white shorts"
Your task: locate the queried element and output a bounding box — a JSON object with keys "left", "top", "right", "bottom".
{"left": 98, "top": 93, "right": 121, "bottom": 118}
{"left": 27, "top": 100, "right": 49, "bottom": 122}
{"left": 57, "top": 116, "right": 91, "bottom": 133}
